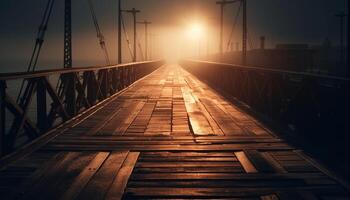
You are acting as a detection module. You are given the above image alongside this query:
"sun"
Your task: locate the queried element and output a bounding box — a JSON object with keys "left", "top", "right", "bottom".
{"left": 187, "top": 22, "right": 204, "bottom": 39}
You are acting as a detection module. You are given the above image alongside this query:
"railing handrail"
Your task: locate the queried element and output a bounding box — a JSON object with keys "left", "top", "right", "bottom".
{"left": 185, "top": 59, "right": 350, "bottom": 82}
{"left": 0, "top": 60, "right": 163, "bottom": 81}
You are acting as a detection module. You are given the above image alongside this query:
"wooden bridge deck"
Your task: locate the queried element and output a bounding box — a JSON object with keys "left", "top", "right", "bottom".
{"left": 0, "top": 65, "right": 349, "bottom": 199}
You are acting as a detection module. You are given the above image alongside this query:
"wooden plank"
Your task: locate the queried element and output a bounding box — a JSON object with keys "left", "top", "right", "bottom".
{"left": 139, "top": 156, "right": 238, "bottom": 162}
{"left": 181, "top": 87, "right": 214, "bottom": 135}
{"left": 11, "top": 152, "right": 65, "bottom": 199}
{"left": 22, "top": 152, "right": 82, "bottom": 200}
{"left": 262, "top": 152, "right": 287, "bottom": 173}
{"left": 77, "top": 151, "right": 128, "bottom": 200}
{"left": 2, "top": 65, "right": 350, "bottom": 200}
{"left": 136, "top": 162, "right": 242, "bottom": 168}
{"left": 234, "top": 151, "right": 258, "bottom": 173}
{"left": 125, "top": 186, "right": 344, "bottom": 198}
{"left": 105, "top": 152, "right": 140, "bottom": 200}
{"left": 133, "top": 167, "right": 245, "bottom": 173}
{"left": 40, "top": 153, "right": 96, "bottom": 200}
{"left": 260, "top": 194, "right": 279, "bottom": 200}
{"left": 43, "top": 143, "right": 294, "bottom": 152}
{"left": 54, "top": 135, "right": 280, "bottom": 142}
{"left": 127, "top": 179, "right": 305, "bottom": 188}
{"left": 83, "top": 103, "right": 125, "bottom": 135}
{"left": 130, "top": 172, "right": 327, "bottom": 180}
{"left": 244, "top": 150, "right": 277, "bottom": 173}
{"left": 59, "top": 152, "right": 110, "bottom": 200}
{"left": 113, "top": 101, "right": 146, "bottom": 134}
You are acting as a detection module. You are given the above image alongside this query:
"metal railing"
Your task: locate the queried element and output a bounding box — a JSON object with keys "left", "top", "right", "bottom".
{"left": 181, "top": 59, "right": 350, "bottom": 143}
{"left": 0, "top": 60, "right": 164, "bottom": 155}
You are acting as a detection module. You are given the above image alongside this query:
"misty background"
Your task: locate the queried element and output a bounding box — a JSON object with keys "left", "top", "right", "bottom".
{"left": 0, "top": 0, "right": 347, "bottom": 72}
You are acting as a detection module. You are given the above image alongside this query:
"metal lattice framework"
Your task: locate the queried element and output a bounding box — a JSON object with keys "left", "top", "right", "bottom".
{"left": 181, "top": 60, "right": 350, "bottom": 141}
{"left": 0, "top": 60, "right": 164, "bottom": 155}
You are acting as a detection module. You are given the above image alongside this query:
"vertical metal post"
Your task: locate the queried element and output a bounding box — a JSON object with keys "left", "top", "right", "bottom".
{"left": 219, "top": 2, "right": 224, "bottom": 61}
{"left": 335, "top": 12, "right": 346, "bottom": 68}
{"left": 145, "top": 22, "right": 149, "bottom": 60}
{"left": 242, "top": 0, "right": 247, "bottom": 65}
{"left": 348, "top": 0, "right": 350, "bottom": 76}
{"left": 137, "top": 20, "right": 151, "bottom": 61}
{"left": 150, "top": 34, "right": 153, "bottom": 60}
{"left": 0, "top": 81, "right": 6, "bottom": 156}
{"left": 86, "top": 72, "right": 96, "bottom": 105}
{"left": 207, "top": 31, "right": 210, "bottom": 57}
{"left": 124, "top": 8, "right": 140, "bottom": 62}
{"left": 64, "top": 0, "right": 72, "bottom": 68}
{"left": 341, "top": 15, "right": 344, "bottom": 67}
{"left": 64, "top": 0, "right": 76, "bottom": 116}
{"left": 133, "top": 10, "right": 137, "bottom": 62}
{"left": 118, "top": 0, "right": 122, "bottom": 64}
{"left": 216, "top": 0, "right": 242, "bottom": 61}
{"left": 100, "top": 70, "right": 108, "bottom": 98}
{"left": 37, "top": 78, "right": 48, "bottom": 132}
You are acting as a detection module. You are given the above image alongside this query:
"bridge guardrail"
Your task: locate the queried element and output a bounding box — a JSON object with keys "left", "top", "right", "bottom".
{"left": 0, "top": 60, "right": 165, "bottom": 156}
{"left": 181, "top": 59, "right": 350, "bottom": 147}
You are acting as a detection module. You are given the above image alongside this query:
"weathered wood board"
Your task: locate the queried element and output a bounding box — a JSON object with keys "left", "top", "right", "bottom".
{"left": 0, "top": 65, "right": 349, "bottom": 199}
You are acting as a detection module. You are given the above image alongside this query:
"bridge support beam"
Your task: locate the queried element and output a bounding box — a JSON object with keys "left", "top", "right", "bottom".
{"left": 118, "top": 0, "right": 122, "bottom": 64}
{"left": 242, "top": 0, "right": 247, "bottom": 65}
{"left": 37, "top": 78, "right": 48, "bottom": 132}
{"left": 0, "top": 81, "right": 6, "bottom": 156}
{"left": 64, "top": 0, "right": 76, "bottom": 117}
{"left": 348, "top": 0, "right": 350, "bottom": 77}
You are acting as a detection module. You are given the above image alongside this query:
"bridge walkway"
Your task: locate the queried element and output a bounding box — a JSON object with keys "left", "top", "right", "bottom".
{"left": 0, "top": 65, "right": 349, "bottom": 199}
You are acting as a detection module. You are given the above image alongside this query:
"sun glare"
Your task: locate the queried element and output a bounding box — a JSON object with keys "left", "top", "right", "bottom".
{"left": 187, "top": 22, "right": 204, "bottom": 39}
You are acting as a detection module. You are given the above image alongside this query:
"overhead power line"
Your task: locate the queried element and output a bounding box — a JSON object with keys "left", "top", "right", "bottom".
{"left": 87, "top": 0, "right": 111, "bottom": 65}
{"left": 227, "top": 1, "right": 242, "bottom": 51}
{"left": 121, "top": 13, "right": 135, "bottom": 60}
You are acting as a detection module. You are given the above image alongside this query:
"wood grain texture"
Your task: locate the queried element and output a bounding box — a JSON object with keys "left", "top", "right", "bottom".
{"left": 0, "top": 65, "right": 349, "bottom": 199}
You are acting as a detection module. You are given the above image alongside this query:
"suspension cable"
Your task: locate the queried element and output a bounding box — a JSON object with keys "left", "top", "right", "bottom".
{"left": 17, "top": 0, "right": 55, "bottom": 103}
{"left": 121, "top": 13, "right": 134, "bottom": 60}
{"left": 137, "top": 34, "right": 145, "bottom": 61}
{"left": 226, "top": 1, "right": 242, "bottom": 51}
{"left": 87, "top": 0, "right": 110, "bottom": 65}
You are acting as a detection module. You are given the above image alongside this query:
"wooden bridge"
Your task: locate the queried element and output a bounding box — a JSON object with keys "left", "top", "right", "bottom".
{"left": 0, "top": 62, "right": 349, "bottom": 199}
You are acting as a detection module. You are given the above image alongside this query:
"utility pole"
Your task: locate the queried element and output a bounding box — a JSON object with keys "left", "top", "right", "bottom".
{"left": 217, "top": 0, "right": 224, "bottom": 60}
{"left": 216, "top": 0, "right": 245, "bottom": 62}
{"left": 64, "top": 0, "right": 75, "bottom": 116}
{"left": 137, "top": 20, "right": 152, "bottom": 60}
{"left": 123, "top": 8, "right": 140, "bottom": 62}
{"left": 242, "top": 0, "right": 247, "bottom": 65}
{"left": 64, "top": 0, "right": 72, "bottom": 69}
{"left": 207, "top": 33, "right": 210, "bottom": 57}
{"left": 348, "top": 0, "right": 350, "bottom": 77}
{"left": 118, "top": 0, "right": 122, "bottom": 64}
{"left": 336, "top": 12, "right": 346, "bottom": 69}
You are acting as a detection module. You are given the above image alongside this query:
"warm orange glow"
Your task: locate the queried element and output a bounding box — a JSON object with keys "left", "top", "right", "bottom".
{"left": 187, "top": 22, "right": 204, "bottom": 40}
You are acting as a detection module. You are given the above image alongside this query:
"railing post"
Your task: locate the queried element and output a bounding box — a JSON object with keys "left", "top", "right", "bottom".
{"left": 86, "top": 72, "right": 96, "bottom": 105}
{"left": 37, "top": 78, "right": 48, "bottom": 132}
{"left": 120, "top": 67, "right": 125, "bottom": 89}
{"left": 112, "top": 68, "right": 118, "bottom": 93}
{"left": 99, "top": 70, "right": 108, "bottom": 98}
{"left": 105, "top": 70, "right": 110, "bottom": 96}
{"left": 65, "top": 73, "right": 76, "bottom": 117}
{"left": 0, "top": 80, "right": 6, "bottom": 156}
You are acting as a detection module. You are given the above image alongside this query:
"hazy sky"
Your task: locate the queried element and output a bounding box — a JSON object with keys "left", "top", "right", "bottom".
{"left": 0, "top": 0, "right": 347, "bottom": 70}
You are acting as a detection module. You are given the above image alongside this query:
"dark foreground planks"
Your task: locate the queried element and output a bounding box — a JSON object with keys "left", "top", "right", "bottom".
{"left": 0, "top": 65, "right": 349, "bottom": 199}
